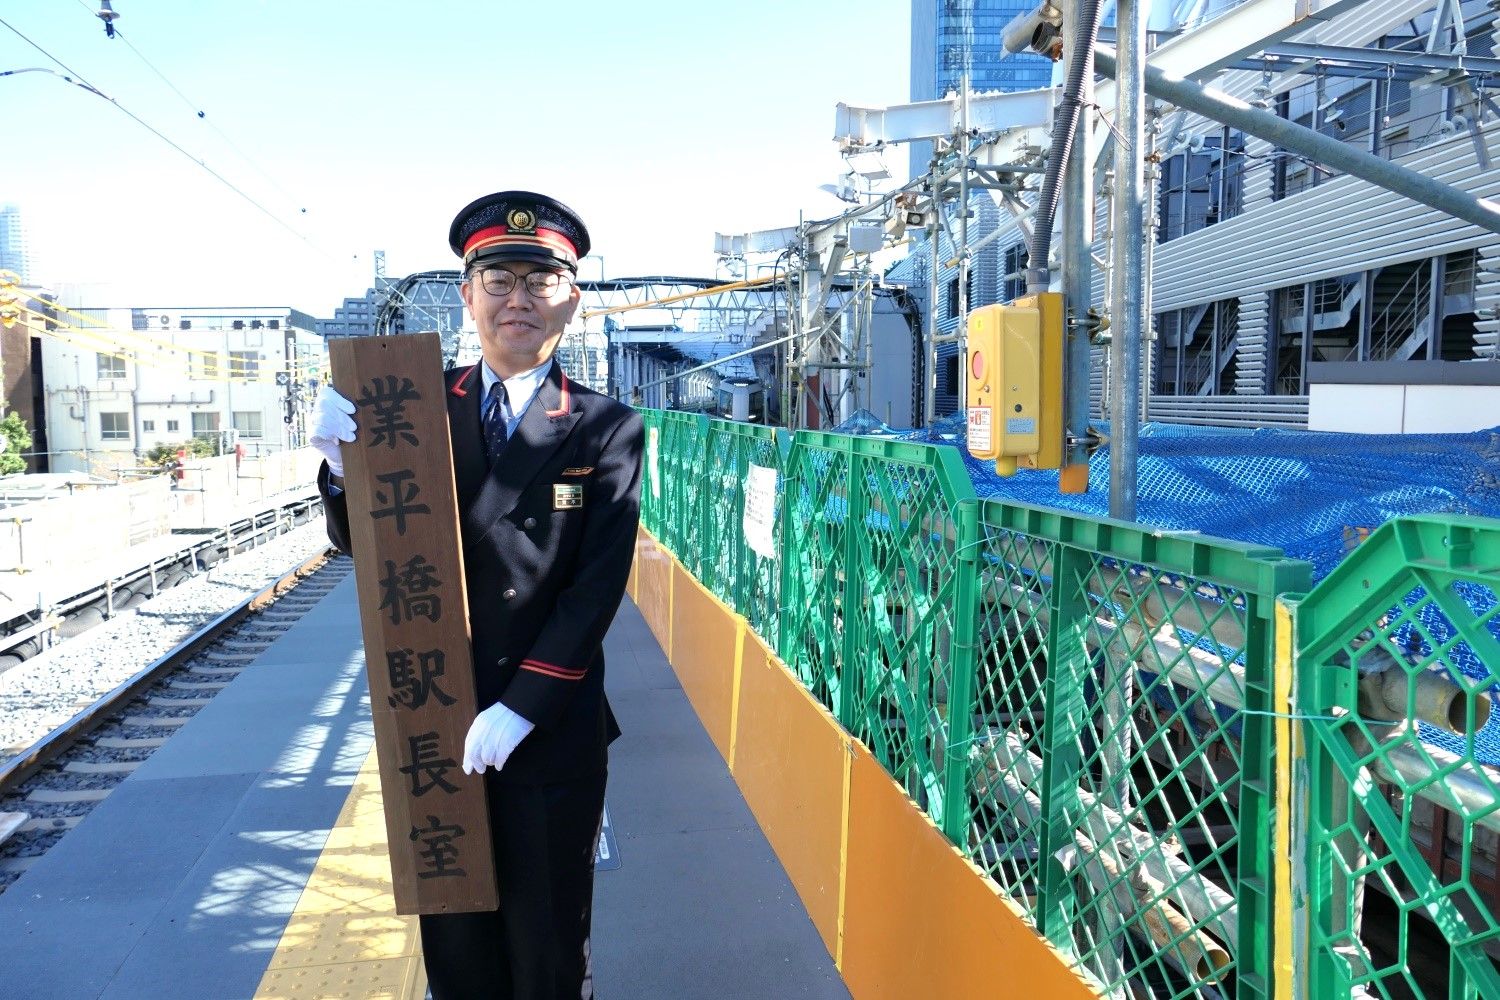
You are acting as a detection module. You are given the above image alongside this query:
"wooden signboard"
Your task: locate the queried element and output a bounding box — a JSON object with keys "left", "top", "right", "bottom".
{"left": 329, "top": 332, "right": 497, "bottom": 915}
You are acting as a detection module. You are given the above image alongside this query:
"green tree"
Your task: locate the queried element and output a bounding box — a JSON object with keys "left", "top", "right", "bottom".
{"left": 0, "top": 411, "right": 33, "bottom": 475}
{"left": 142, "top": 438, "right": 215, "bottom": 469}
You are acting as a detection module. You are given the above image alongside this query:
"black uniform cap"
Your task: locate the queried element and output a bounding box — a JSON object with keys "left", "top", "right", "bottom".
{"left": 448, "top": 191, "right": 590, "bottom": 272}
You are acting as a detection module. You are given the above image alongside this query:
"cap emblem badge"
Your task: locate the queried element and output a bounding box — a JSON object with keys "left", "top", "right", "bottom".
{"left": 507, "top": 208, "right": 537, "bottom": 233}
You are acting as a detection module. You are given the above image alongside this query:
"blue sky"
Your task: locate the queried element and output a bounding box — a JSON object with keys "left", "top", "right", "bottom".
{"left": 3, "top": 1, "right": 910, "bottom": 315}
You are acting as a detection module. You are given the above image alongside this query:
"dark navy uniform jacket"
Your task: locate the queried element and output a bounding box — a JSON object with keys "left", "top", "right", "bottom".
{"left": 320, "top": 359, "right": 644, "bottom": 785}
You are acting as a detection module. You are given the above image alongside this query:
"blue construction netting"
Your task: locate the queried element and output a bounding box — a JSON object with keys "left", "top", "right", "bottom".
{"left": 831, "top": 410, "right": 1500, "bottom": 582}
{"left": 831, "top": 410, "right": 1500, "bottom": 761}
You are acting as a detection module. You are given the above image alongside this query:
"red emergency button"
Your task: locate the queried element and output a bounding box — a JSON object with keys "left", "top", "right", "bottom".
{"left": 971, "top": 351, "right": 985, "bottom": 381}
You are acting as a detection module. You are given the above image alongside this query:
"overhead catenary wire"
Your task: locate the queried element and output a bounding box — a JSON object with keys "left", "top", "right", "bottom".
{"left": 28, "top": 318, "right": 281, "bottom": 383}
{"left": 579, "top": 275, "right": 779, "bottom": 321}
{"left": 33, "top": 293, "right": 261, "bottom": 367}
{"left": 19, "top": 314, "right": 257, "bottom": 383}
{"left": 0, "top": 15, "right": 327, "bottom": 256}
{"left": 19, "top": 296, "right": 312, "bottom": 385}
{"left": 67, "top": 0, "right": 309, "bottom": 210}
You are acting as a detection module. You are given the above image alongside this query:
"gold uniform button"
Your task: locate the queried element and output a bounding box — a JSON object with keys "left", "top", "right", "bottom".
{"left": 502, "top": 588, "right": 517, "bottom": 600}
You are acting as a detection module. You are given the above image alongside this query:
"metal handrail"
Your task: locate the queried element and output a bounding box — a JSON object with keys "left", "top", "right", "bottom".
{"left": 1370, "top": 263, "right": 1429, "bottom": 361}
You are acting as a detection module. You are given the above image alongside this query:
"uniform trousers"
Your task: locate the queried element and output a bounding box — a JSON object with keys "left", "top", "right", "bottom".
{"left": 420, "top": 769, "right": 607, "bottom": 1000}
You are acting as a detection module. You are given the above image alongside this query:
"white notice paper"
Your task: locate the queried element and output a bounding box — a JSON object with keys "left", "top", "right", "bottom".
{"left": 742, "top": 464, "right": 779, "bottom": 561}
{"left": 967, "top": 407, "right": 992, "bottom": 452}
{"left": 647, "top": 426, "right": 661, "bottom": 500}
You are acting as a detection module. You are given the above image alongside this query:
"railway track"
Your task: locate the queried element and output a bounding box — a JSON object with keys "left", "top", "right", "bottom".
{"left": 0, "top": 548, "right": 352, "bottom": 892}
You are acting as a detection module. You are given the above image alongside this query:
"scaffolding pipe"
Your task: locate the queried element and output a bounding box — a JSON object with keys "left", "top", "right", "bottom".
{"left": 985, "top": 761, "right": 1235, "bottom": 990}
{"left": 1083, "top": 833, "right": 1233, "bottom": 985}
{"left": 926, "top": 152, "right": 944, "bottom": 426}
{"left": 1104, "top": 0, "right": 1144, "bottom": 830}
{"left": 1061, "top": 0, "right": 1096, "bottom": 479}
{"left": 1109, "top": 0, "right": 1145, "bottom": 522}
{"left": 986, "top": 732, "right": 1241, "bottom": 952}
{"left": 1092, "top": 45, "right": 1500, "bottom": 236}
{"left": 985, "top": 536, "right": 1252, "bottom": 648}
{"left": 958, "top": 78, "right": 972, "bottom": 419}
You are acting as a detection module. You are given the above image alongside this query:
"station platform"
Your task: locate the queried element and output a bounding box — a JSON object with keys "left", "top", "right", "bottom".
{"left": 0, "top": 572, "right": 850, "bottom": 1000}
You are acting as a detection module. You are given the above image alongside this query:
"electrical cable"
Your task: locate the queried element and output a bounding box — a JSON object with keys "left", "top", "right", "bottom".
{"left": 72, "top": 0, "right": 196, "bottom": 111}
{"left": 0, "top": 15, "right": 328, "bottom": 257}
{"left": 23, "top": 295, "right": 302, "bottom": 384}
{"left": 68, "top": 0, "right": 308, "bottom": 210}
{"left": 35, "top": 294, "right": 245, "bottom": 366}
{"left": 19, "top": 314, "right": 242, "bottom": 383}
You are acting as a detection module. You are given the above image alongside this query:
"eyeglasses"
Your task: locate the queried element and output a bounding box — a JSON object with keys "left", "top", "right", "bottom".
{"left": 472, "top": 267, "right": 572, "bottom": 299}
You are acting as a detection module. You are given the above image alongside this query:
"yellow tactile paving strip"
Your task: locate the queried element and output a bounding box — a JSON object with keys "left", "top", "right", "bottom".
{"left": 254, "top": 746, "right": 428, "bottom": 1000}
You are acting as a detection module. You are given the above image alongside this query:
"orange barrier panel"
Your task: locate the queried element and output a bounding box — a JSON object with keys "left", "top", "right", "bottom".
{"left": 730, "top": 628, "right": 846, "bottom": 955}
{"left": 668, "top": 562, "right": 740, "bottom": 762}
{"left": 627, "top": 528, "right": 644, "bottom": 603}
{"left": 649, "top": 550, "right": 1100, "bottom": 1000}
{"left": 839, "top": 749, "right": 1097, "bottom": 1000}
{"left": 634, "top": 530, "right": 673, "bottom": 653}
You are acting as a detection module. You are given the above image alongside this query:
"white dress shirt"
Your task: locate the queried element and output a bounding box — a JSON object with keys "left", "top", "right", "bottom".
{"left": 480, "top": 357, "right": 552, "bottom": 441}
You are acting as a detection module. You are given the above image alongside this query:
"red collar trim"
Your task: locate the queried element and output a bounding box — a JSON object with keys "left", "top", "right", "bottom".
{"left": 449, "top": 364, "right": 478, "bottom": 397}
{"left": 546, "top": 372, "right": 571, "bottom": 418}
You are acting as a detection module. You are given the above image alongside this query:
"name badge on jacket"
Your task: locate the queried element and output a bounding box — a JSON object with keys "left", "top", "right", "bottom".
{"left": 553, "top": 483, "right": 584, "bottom": 510}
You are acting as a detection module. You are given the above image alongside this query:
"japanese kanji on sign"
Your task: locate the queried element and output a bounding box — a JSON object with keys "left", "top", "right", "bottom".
{"left": 329, "top": 332, "right": 497, "bottom": 915}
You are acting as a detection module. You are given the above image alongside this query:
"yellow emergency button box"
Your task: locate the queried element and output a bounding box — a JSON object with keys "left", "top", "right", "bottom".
{"left": 966, "top": 298, "right": 1051, "bottom": 475}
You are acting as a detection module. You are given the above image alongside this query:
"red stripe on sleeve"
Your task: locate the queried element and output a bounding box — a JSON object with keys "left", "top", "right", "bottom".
{"left": 520, "top": 659, "right": 587, "bottom": 681}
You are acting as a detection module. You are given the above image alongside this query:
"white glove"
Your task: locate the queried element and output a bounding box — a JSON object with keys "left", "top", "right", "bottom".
{"left": 310, "top": 384, "right": 356, "bottom": 477}
{"left": 462, "top": 702, "right": 535, "bottom": 775}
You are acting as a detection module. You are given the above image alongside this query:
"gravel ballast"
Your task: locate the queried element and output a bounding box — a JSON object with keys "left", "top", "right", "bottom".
{"left": 0, "top": 521, "right": 339, "bottom": 765}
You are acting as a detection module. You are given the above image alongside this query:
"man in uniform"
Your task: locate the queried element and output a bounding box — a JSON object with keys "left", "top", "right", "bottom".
{"left": 310, "top": 191, "right": 644, "bottom": 999}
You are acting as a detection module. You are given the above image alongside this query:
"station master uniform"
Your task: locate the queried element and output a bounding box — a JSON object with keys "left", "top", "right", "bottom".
{"left": 318, "top": 191, "right": 644, "bottom": 999}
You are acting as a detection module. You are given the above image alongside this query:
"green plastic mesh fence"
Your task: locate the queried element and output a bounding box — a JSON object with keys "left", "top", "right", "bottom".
{"left": 639, "top": 409, "right": 665, "bottom": 537}
{"left": 784, "top": 433, "right": 975, "bottom": 817}
{"left": 699, "top": 420, "right": 788, "bottom": 645}
{"left": 960, "top": 503, "right": 1308, "bottom": 1000}
{"left": 779, "top": 434, "right": 854, "bottom": 714}
{"left": 634, "top": 410, "right": 1500, "bottom": 1000}
{"left": 659, "top": 411, "right": 709, "bottom": 570}
{"left": 1298, "top": 516, "right": 1500, "bottom": 1000}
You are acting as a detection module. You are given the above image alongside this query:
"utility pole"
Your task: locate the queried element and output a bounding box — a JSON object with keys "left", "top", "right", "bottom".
{"left": 75, "top": 382, "right": 91, "bottom": 476}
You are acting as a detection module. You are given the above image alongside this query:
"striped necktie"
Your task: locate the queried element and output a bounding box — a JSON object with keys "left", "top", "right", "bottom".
{"left": 483, "top": 380, "right": 509, "bottom": 466}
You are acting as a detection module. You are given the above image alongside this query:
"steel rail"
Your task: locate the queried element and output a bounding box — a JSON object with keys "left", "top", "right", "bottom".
{"left": 0, "top": 547, "right": 337, "bottom": 797}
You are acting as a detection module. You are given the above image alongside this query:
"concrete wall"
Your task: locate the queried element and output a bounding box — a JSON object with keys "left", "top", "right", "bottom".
{"left": 0, "top": 447, "right": 323, "bottom": 574}
{"left": 169, "top": 447, "right": 324, "bottom": 529}
{"left": 0, "top": 476, "right": 171, "bottom": 574}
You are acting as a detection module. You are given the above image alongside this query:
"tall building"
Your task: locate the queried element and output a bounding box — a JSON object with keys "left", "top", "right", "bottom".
{"left": 0, "top": 204, "right": 35, "bottom": 284}
{"left": 890, "top": 0, "right": 1500, "bottom": 431}
{"left": 31, "top": 304, "right": 326, "bottom": 475}
{"left": 910, "top": 0, "right": 1054, "bottom": 177}
{"left": 316, "top": 288, "right": 379, "bottom": 337}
